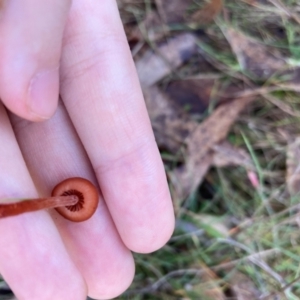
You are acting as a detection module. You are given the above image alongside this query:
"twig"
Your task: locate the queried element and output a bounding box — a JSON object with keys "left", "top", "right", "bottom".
{"left": 217, "top": 239, "right": 286, "bottom": 286}
{"left": 267, "top": 0, "right": 300, "bottom": 25}
{"left": 231, "top": 85, "right": 300, "bottom": 99}
{"left": 260, "top": 275, "right": 300, "bottom": 299}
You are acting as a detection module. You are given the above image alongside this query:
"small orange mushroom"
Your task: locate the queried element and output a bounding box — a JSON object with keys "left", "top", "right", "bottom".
{"left": 0, "top": 177, "right": 99, "bottom": 222}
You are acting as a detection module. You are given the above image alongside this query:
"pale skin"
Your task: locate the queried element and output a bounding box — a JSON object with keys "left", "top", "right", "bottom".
{"left": 0, "top": 1, "right": 175, "bottom": 299}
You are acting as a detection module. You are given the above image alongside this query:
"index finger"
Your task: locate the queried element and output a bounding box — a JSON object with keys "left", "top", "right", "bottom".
{"left": 60, "top": 0, "right": 174, "bottom": 253}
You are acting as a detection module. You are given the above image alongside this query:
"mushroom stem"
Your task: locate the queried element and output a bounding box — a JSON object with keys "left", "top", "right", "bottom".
{"left": 0, "top": 177, "right": 99, "bottom": 222}
{"left": 0, "top": 195, "right": 79, "bottom": 218}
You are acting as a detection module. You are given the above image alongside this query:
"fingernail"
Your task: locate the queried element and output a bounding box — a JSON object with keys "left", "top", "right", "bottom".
{"left": 27, "top": 68, "right": 59, "bottom": 120}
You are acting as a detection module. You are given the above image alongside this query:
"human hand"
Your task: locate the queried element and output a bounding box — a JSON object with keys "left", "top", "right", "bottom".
{"left": 0, "top": 1, "right": 175, "bottom": 299}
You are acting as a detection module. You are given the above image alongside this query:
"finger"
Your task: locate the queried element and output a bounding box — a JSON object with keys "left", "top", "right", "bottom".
{"left": 0, "top": 0, "right": 71, "bottom": 121}
{"left": 60, "top": 0, "right": 175, "bottom": 253}
{"left": 0, "top": 104, "right": 86, "bottom": 299}
{"left": 10, "top": 101, "right": 135, "bottom": 299}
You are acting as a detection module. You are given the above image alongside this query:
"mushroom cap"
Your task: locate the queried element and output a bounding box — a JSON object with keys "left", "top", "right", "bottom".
{"left": 52, "top": 177, "right": 99, "bottom": 222}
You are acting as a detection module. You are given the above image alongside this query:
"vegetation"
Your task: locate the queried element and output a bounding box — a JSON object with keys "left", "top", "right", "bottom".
{"left": 117, "top": 0, "right": 300, "bottom": 299}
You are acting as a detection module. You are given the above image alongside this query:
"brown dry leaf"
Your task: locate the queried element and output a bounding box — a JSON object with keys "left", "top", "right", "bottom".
{"left": 143, "top": 86, "right": 198, "bottom": 153}
{"left": 228, "top": 271, "right": 260, "bottom": 299}
{"left": 155, "top": 0, "right": 223, "bottom": 25}
{"left": 144, "top": 86, "right": 255, "bottom": 202}
{"left": 144, "top": 86, "right": 252, "bottom": 163}
{"left": 173, "top": 154, "right": 214, "bottom": 211}
{"left": 165, "top": 79, "right": 217, "bottom": 115}
{"left": 143, "top": 86, "right": 212, "bottom": 212}
{"left": 286, "top": 137, "right": 300, "bottom": 195}
{"left": 223, "top": 27, "right": 286, "bottom": 78}
{"left": 163, "top": 78, "right": 247, "bottom": 115}
{"left": 190, "top": 0, "right": 223, "bottom": 24}
{"left": 155, "top": 0, "right": 192, "bottom": 24}
{"left": 212, "top": 141, "right": 253, "bottom": 169}
{"left": 135, "top": 33, "right": 198, "bottom": 87}
{"left": 170, "top": 96, "right": 255, "bottom": 200}
{"left": 190, "top": 264, "right": 225, "bottom": 300}
{"left": 125, "top": 11, "right": 166, "bottom": 43}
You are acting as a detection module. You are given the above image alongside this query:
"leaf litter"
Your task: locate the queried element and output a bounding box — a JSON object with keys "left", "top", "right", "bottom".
{"left": 121, "top": 1, "right": 300, "bottom": 299}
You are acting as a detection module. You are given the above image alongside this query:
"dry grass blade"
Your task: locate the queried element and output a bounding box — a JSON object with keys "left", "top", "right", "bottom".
{"left": 262, "top": 93, "right": 300, "bottom": 117}
{"left": 125, "top": 249, "right": 280, "bottom": 296}
{"left": 223, "top": 27, "right": 286, "bottom": 78}
{"left": 260, "top": 276, "right": 300, "bottom": 300}
{"left": 267, "top": 0, "right": 300, "bottom": 24}
{"left": 135, "top": 33, "right": 198, "bottom": 87}
{"left": 232, "top": 84, "right": 300, "bottom": 98}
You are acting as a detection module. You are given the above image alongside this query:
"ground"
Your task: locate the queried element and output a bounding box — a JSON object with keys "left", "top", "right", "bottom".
{"left": 117, "top": 0, "right": 300, "bottom": 299}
